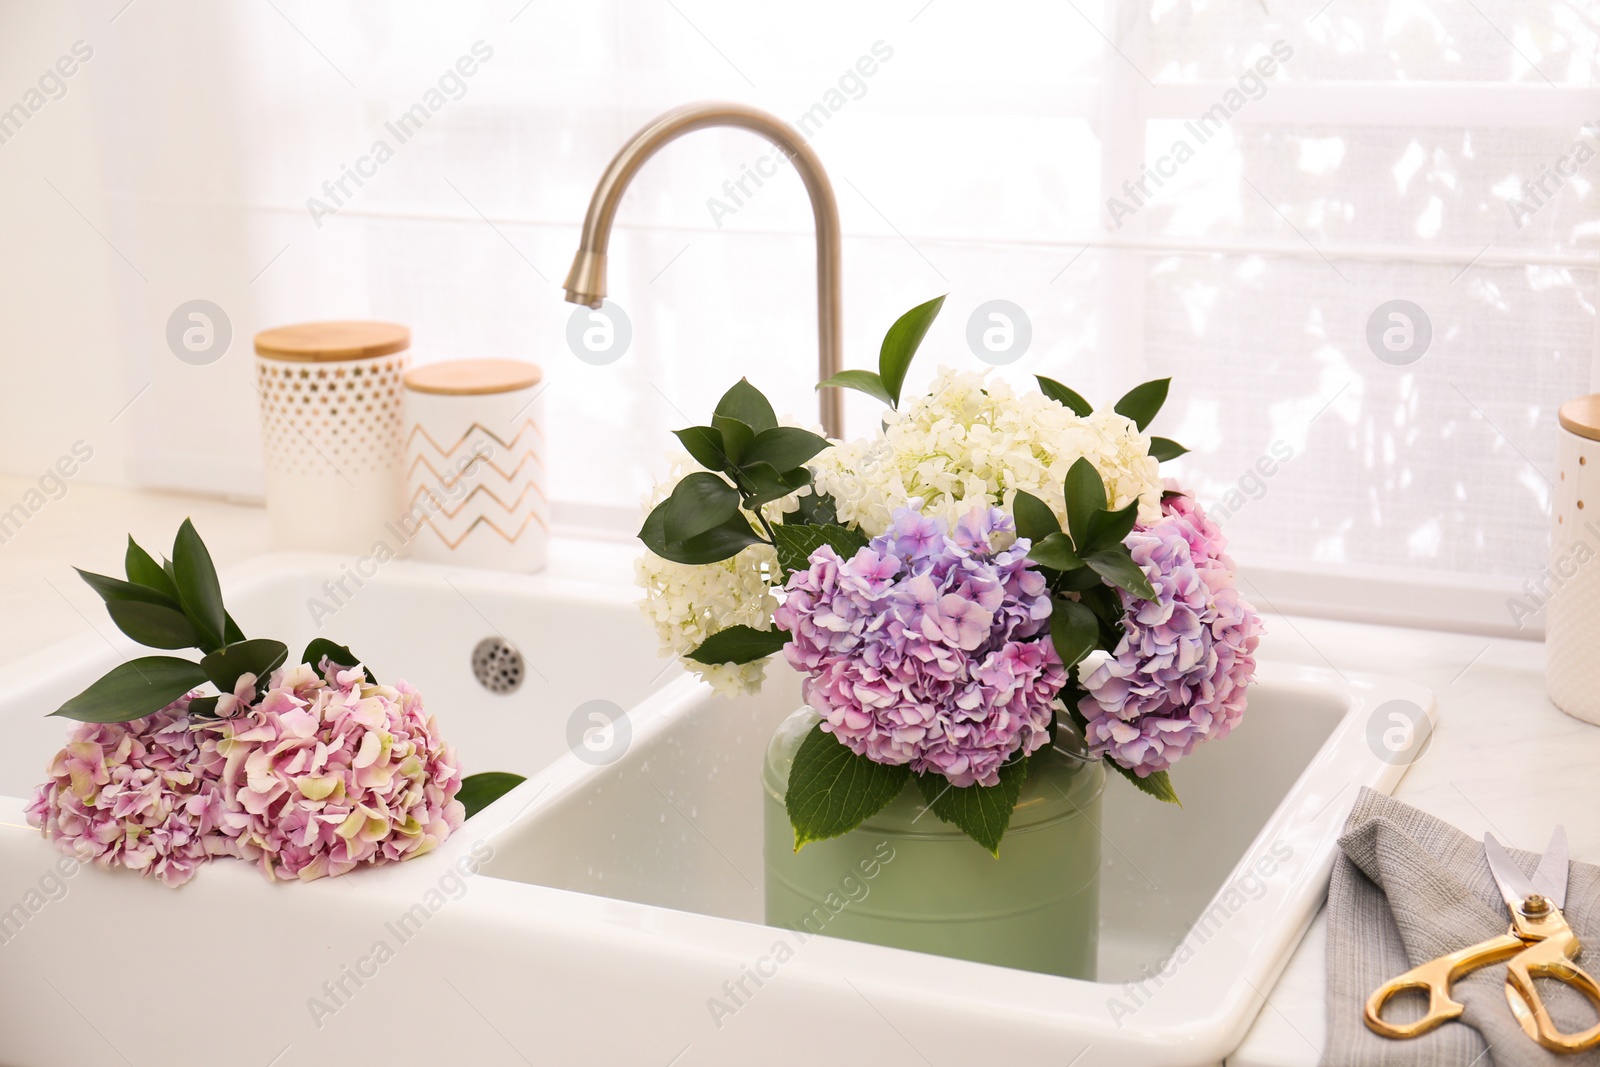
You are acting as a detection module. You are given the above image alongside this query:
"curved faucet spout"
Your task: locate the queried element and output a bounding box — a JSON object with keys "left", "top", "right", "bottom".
{"left": 562, "top": 102, "right": 844, "bottom": 438}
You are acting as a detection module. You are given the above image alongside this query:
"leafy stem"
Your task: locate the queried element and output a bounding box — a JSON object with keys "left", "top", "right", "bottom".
{"left": 642, "top": 379, "right": 830, "bottom": 567}
{"left": 750, "top": 505, "right": 778, "bottom": 546}
{"left": 817, "top": 295, "right": 946, "bottom": 409}
{"left": 52, "top": 523, "right": 363, "bottom": 723}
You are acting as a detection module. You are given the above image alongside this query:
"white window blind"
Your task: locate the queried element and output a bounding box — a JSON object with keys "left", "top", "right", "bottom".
{"left": 43, "top": 0, "right": 1600, "bottom": 631}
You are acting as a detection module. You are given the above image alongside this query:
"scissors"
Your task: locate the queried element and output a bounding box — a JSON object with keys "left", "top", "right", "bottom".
{"left": 1365, "top": 826, "right": 1600, "bottom": 1054}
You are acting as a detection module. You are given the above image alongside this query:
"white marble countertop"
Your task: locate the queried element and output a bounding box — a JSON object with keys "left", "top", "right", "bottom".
{"left": 1227, "top": 606, "right": 1584, "bottom": 1066}
{"left": 0, "top": 478, "right": 1577, "bottom": 1067}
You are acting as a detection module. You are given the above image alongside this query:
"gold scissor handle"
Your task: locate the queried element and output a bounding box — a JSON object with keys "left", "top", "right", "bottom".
{"left": 1365, "top": 933, "right": 1528, "bottom": 1039}
{"left": 1504, "top": 926, "right": 1600, "bottom": 1053}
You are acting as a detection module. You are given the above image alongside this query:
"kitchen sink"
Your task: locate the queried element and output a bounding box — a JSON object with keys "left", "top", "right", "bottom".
{"left": 0, "top": 544, "right": 1432, "bottom": 1067}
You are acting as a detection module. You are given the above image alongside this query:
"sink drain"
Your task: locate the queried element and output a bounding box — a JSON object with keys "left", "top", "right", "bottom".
{"left": 471, "top": 637, "right": 525, "bottom": 695}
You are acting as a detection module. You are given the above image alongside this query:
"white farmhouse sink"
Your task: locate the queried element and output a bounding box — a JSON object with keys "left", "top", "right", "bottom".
{"left": 0, "top": 548, "right": 1432, "bottom": 1067}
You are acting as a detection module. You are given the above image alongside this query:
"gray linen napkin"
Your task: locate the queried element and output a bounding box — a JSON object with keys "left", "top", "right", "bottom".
{"left": 1327, "top": 788, "right": 1600, "bottom": 1067}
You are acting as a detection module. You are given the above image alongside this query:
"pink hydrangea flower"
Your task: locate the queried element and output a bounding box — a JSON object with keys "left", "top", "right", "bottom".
{"left": 28, "top": 660, "right": 465, "bottom": 886}
{"left": 25, "top": 700, "right": 242, "bottom": 887}
{"left": 775, "top": 506, "right": 1063, "bottom": 788}
{"left": 1077, "top": 487, "right": 1263, "bottom": 777}
{"left": 199, "top": 661, "right": 465, "bottom": 882}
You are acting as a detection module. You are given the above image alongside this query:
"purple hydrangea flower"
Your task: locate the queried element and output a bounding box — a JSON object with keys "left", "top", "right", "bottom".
{"left": 1078, "top": 487, "right": 1262, "bottom": 777}
{"left": 774, "top": 505, "right": 1063, "bottom": 788}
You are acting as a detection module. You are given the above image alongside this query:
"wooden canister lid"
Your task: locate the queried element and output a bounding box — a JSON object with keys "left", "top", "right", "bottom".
{"left": 404, "top": 359, "right": 543, "bottom": 396}
{"left": 254, "top": 321, "right": 410, "bottom": 362}
{"left": 1560, "top": 395, "right": 1600, "bottom": 442}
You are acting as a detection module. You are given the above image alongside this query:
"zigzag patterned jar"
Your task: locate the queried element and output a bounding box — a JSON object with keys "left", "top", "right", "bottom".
{"left": 254, "top": 321, "right": 411, "bottom": 553}
{"left": 402, "top": 359, "right": 547, "bottom": 572}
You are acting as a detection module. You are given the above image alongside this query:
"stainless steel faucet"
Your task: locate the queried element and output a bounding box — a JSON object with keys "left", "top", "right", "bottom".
{"left": 562, "top": 102, "right": 844, "bottom": 438}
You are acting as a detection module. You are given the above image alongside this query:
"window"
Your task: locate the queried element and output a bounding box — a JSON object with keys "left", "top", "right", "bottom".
{"left": 38, "top": 1, "right": 1600, "bottom": 632}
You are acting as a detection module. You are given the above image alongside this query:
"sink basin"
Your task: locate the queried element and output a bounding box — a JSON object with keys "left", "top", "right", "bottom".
{"left": 0, "top": 547, "right": 1432, "bottom": 1067}
{"left": 486, "top": 665, "right": 1350, "bottom": 985}
{"left": 475, "top": 658, "right": 1429, "bottom": 1065}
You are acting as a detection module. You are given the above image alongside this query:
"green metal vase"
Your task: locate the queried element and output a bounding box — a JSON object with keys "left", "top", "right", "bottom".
{"left": 762, "top": 707, "right": 1104, "bottom": 979}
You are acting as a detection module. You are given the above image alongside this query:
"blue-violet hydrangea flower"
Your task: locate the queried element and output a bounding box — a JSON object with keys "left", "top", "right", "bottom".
{"left": 1077, "top": 489, "right": 1262, "bottom": 777}
{"left": 774, "top": 505, "right": 1063, "bottom": 788}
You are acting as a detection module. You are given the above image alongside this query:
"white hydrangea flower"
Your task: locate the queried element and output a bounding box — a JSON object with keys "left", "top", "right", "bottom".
{"left": 634, "top": 452, "right": 786, "bottom": 697}
{"left": 633, "top": 379, "right": 1159, "bottom": 699}
{"left": 809, "top": 367, "right": 1162, "bottom": 536}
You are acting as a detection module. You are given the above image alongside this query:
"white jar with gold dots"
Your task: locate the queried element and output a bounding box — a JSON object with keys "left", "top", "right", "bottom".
{"left": 1547, "top": 395, "right": 1600, "bottom": 724}
{"left": 253, "top": 321, "right": 410, "bottom": 553}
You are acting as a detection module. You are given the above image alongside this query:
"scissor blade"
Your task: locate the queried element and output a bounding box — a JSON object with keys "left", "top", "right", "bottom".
{"left": 1531, "top": 825, "right": 1570, "bottom": 910}
{"left": 1485, "top": 833, "right": 1538, "bottom": 910}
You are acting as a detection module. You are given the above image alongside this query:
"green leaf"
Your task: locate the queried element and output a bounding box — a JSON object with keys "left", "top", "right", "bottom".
{"left": 741, "top": 462, "right": 810, "bottom": 509}
{"left": 1057, "top": 566, "right": 1104, "bottom": 592}
{"left": 742, "top": 427, "right": 830, "bottom": 472}
{"left": 105, "top": 600, "right": 199, "bottom": 650}
{"left": 1082, "top": 500, "right": 1139, "bottom": 553}
{"left": 1114, "top": 378, "right": 1171, "bottom": 431}
{"left": 786, "top": 723, "right": 910, "bottom": 850}
{"left": 673, "top": 426, "right": 731, "bottom": 472}
{"left": 187, "top": 695, "right": 220, "bottom": 718}
{"left": 201, "top": 638, "right": 289, "bottom": 694}
{"left": 171, "top": 518, "right": 226, "bottom": 651}
{"left": 662, "top": 471, "right": 741, "bottom": 544}
{"left": 1149, "top": 436, "right": 1189, "bottom": 462}
{"left": 714, "top": 378, "right": 777, "bottom": 434}
{"left": 458, "top": 771, "right": 528, "bottom": 820}
{"left": 790, "top": 489, "right": 839, "bottom": 527}
{"left": 1011, "top": 490, "right": 1061, "bottom": 543}
{"left": 816, "top": 369, "right": 893, "bottom": 407}
{"left": 1063, "top": 458, "right": 1107, "bottom": 549}
{"left": 1028, "top": 531, "right": 1084, "bottom": 572}
{"left": 75, "top": 568, "right": 173, "bottom": 607}
{"left": 771, "top": 522, "right": 869, "bottom": 579}
{"left": 878, "top": 295, "right": 946, "bottom": 407}
{"left": 302, "top": 638, "right": 377, "bottom": 684}
{"left": 1079, "top": 583, "right": 1126, "bottom": 625}
{"left": 1050, "top": 598, "right": 1099, "bottom": 669}
{"left": 640, "top": 502, "right": 761, "bottom": 565}
{"left": 1036, "top": 375, "right": 1093, "bottom": 416}
{"left": 1108, "top": 761, "right": 1181, "bottom": 805}
{"left": 50, "top": 656, "right": 210, "bottom": 723}
{"left": 124, "top": 538, "right": 179, "bottom": 601}
{"left": 685, "top": 624, "right": 789, "bottom": 665}
{"left": 223, "top": 612, "right": 246, "bottom": 645}
{"left": 710, "top": 415, "right": 753, "bottom": 466}
{"left": 912, "top": 757, "right": 1027, "bottom": 856}
{"left": 657, "top": 518, "right": 763, "bottom": 566}
{"left": 1085, "top": 547, "right": 1157, "bottom": 601}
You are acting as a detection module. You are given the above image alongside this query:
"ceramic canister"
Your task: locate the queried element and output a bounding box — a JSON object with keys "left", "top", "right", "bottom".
{"left": 1546, "top": 394, "right": 1600, "bottom": 724}
{"left": 402, "top": 359, "right": 547, "bottom": 572}
{"left": 253, "top": 321, "right": 410, "bottom": 553}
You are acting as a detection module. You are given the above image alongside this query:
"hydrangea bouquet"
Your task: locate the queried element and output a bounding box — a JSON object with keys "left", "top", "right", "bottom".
{"left": 639, "top": 297, "right": 1262, "bottom": 854}
{"left": 26, "top": 521, "right": 524, "bottom": 886}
